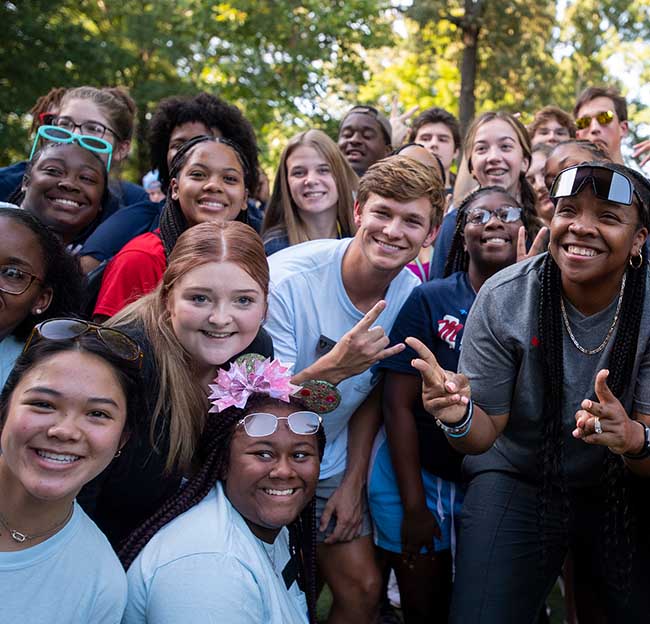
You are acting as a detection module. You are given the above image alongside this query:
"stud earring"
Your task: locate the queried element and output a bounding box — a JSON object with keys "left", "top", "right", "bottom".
{"left": 35, "top": 308, "right": 42, "bottom": 315}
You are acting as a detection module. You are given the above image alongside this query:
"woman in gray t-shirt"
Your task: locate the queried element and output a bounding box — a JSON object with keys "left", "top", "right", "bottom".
{"left": 408, "top": 162, "right": 650, "bottom": 622}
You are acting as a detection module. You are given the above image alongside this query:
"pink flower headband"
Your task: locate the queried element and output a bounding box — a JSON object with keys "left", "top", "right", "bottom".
{"left": 208, "top": 354, "right": 341, "bottom": 414}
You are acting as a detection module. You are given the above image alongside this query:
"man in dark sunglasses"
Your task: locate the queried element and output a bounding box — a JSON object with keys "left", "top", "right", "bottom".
{"left": 573, "top": 85, "right": 628, "bottom": 164}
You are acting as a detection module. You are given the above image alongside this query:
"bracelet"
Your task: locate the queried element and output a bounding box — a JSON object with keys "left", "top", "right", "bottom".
{"left": 623, "top": 422, "right": 650, "bottom": 460}
{"left": 436, "top": 399, "right": 473, "bottom": 438}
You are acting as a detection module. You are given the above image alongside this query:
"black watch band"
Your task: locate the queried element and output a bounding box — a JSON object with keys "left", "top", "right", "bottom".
{"left": 623, "top": 422, "right": 650, "bottom": 460}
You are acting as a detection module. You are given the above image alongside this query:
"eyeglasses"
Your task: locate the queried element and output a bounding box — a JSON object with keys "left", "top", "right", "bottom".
{"left": 575, "top": 110, "right": 615, "bottom": 131}
{"left": 29, "top": 125, "right": 113, "bottom": 172}
{"left": 0, "top": 264, "right": 42, "bottom": 295}
{"left": 466, "top": 205, "right": 523, "bottom": 225}
{"left": 549, "top": 164, "right": 635, "bottom": 206}
{"left": 52, "top": 115, "right": 121, "bottom": 141}
{"left": 237, "top": 411, "right": 322, "bottom": 437}
{"left": 24, "top": 318, "right": 143, "bottom": 366}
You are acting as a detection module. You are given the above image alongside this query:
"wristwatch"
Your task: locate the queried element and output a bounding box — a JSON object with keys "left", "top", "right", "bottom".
{"left": 623, "top": 421, "right": 650, "bottom": 460}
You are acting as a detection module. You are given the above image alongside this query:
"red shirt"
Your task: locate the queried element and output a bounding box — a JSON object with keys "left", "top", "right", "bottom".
{"left": 94, "top": 231, "right": 166, "bottom": 318}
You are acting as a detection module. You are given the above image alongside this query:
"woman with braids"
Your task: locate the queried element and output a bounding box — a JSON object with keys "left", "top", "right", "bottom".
{"left": 368, "top": 186, "right": 534, "bottom": 623}
{"left": 430, "top": 111, "right": 542, "bottom": 280}
{"left": 0, "top": 206, "right": 84, "bottom": 386}
{"left": 93, "top": 135, "right": 254, "bottom": 320}
{"left": 121, "top": 355, "right": 333, "bottom": 624}
{"left": 79, "top": 221, "right": 273, "bottom": 545}
{"left": 408, "top": 162, "right": 650, "bottom": 622}
{"left": 0, "top": 320, "right": 143, "bottom": 623}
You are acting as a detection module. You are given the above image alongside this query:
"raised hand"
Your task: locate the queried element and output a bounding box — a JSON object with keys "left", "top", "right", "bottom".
{"left": 326, "top": 300, "right": 405, "bottom": 383}
{"left": 573, "top": 369, "right": 644, "bottom": 455}
{"left": 405, "top": 336, "right": 469, "bottom": 424}
{"left": 516, "top": 226, "right": 548, "bottom": 263}
{"left": 390, "top": 95, "right": 420, "bottom": 147}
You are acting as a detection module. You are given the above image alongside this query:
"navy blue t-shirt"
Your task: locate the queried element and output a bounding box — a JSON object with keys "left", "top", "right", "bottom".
{"left": 0, "top": 161, "right": 27, "bottom": 202}
{"left": 429, "top": 208, "right": 457, "bottom": 280}
{"left": 377, "top": 271, "right": 475, "bottom": 481}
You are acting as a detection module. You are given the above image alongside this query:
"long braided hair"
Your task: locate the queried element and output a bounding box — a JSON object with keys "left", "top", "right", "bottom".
{"left": 119, "top": 395, "right": 326, "bottom": 624}
{"left": 443, "top": 185, "right": 532, "bottom": 277}
{"left": 538, "top": 162, "right": 650, "bottom": 589}
{"left": 158, "top": 135, "right": 253, "bottom": 257}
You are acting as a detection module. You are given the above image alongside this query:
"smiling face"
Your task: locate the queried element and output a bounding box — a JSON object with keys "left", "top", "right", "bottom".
{"left": 22, "top": 144, "right": 105, "bottom": 244}
{"left": 575, "top": 96, "right": 627, "bottom": 162}
{"left": 353, "top": 192, "right": 436, "bottom": 274}
{"left": 549, "top": 185, "right": 647, "bottom": 293}
{"left": 170, "top": 142, "right": 248, "bottom": 226}
{"left": 224, "top": 403, "right": 320, "bottom": 543}
{"left": 0, "top": 218, "right": 53, "bottom": 341}
{"left": 286, "top": 145, "right": 339, "bottom": 218}
{"left": 167, "top": 261, "right": 266, "bottom": 375}
{"left": 0, "top": 351, "right": 128, "bottom": 505}
{"left": 414, "top": 122, "right": 458, "bottom": 176}
{"left": 338, "top": 113, "right": 390, "bottom": 176}
{"left": 526, "top": 151, "right": 555, "bottom": 225}
{"left": 463, "top": 191, "right": 522, "bottom": 273}
{"left": 57, "top": 98, "right": 130, "bottom": 163}
{"left": 470, "top": 119, "right": 529, "bottom": 196}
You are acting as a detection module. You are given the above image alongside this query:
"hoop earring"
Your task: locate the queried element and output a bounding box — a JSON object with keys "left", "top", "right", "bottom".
{"left": 629, "top": 251, "right": 643, "bottom": 269}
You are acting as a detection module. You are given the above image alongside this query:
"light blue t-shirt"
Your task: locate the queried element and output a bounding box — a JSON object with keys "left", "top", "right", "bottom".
{"left": 0, "top": 334, "right": 23, "bottom": 389}
{"left": 266, "top": 238, "right": 419, "bottom": 478}
{"left": 123, "top": 482, "right": 308, "bottom": 624}
{"left": 0, "top": 501, "right": 127, "bottom": 624}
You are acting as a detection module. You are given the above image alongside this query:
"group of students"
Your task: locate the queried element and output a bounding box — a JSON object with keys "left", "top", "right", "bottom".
{"left": 0, "top": 80, "right": 650, "bottom": 624}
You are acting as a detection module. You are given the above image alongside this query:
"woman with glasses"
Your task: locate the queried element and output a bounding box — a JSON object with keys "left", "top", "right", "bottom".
{"left": 120, "top": 355, "right": 331, "bottom": 624}
{"left": 410, "top": 162, "right": 650, "bottom": 622}
{"left": 79, "top": 221, "right": 273, "bottom": 545}
{"left": 0, "top": 206, "right": 84, "bottom": 386}
{"left": 92, "top": 135, "right": 255, "bottom": 320}
{"left": 368, "top": 186, "right": 532, "bottom": 622}
{"left": 262, "top": 129, "right": 357, "bottom": 255}
{"left": 0, "top": 322, "right": 143, "bottom": 623}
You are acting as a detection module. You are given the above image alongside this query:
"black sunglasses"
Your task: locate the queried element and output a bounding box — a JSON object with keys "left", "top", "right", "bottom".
{"left": 549, "top": 164, "right": 636, "bottom": 206}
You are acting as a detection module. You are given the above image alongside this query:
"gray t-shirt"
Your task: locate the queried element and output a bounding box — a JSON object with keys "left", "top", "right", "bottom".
{"left": 459, "top": 253, "right": 650, "bottom": 487}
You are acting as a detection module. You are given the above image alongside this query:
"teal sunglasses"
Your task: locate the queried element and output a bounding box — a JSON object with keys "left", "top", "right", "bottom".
{"left": 29, "top": 125, "right": 113, "bottom": 172}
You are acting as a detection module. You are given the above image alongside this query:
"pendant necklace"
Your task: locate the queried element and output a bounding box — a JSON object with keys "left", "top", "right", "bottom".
{"left": 0, "top": 505, "right": 74, "bottom": 543}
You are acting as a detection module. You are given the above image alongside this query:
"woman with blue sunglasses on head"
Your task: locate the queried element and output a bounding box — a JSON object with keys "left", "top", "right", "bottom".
{"left": 410, "top": 161, "right": 650, "bottom": 622}
{"left": 0, "top": 321, "right": 143, "bottom": 623}
{"left": 121, "top": 355, "right": 333, "bottom": 624}
{"left": 9, "top": 127, "right": 112, "bottom": 253}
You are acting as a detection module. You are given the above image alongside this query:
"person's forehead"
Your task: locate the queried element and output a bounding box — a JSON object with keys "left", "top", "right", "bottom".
{"left": 576, "top": 96, "right": 617, "bottom": 118}
{"left": 416, "top": 122, "right": 453, "bottom": 137}
{"left": 339, "top": 113, "right": 381, "bottom": 134}
{"left": 537, "top": 117, "right": 565, "bottom": 129}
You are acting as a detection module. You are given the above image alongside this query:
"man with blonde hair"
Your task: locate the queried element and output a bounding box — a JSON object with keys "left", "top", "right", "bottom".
{"left": 265, "top": 155, "right": 444, "bottom": 623}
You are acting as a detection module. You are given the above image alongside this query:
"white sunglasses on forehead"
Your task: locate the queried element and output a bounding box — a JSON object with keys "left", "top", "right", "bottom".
{"left": 237, "top": 411, "right": 322, "bottom": 437}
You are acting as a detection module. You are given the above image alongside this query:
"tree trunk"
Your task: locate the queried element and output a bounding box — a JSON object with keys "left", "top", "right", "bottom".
{"left": 458, "top": 0, "right": 483, "bottom": 136}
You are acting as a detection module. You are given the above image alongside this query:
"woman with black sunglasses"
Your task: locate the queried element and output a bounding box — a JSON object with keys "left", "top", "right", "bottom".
{"left": 0, "top": 206, "right": 84, "bottom": 386}
{"left": 120, "top": 355, "right": 331, "bottom": 624}
{"left": 0, "top": 323, "right": 143, "bottom": 623}
{"left": 409, "top": 162, "right": 650, "bottom": 622}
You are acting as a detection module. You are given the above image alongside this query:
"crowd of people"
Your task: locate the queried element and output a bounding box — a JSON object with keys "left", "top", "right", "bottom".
{"left": 1, "top": 81, "right": 650, "bottom": 624}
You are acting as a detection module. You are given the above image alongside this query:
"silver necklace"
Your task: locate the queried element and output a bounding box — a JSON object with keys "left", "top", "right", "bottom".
{"left": 560, "top": 273, "right": 626, "bottom": 356}
{"left": 0, "top": 505, "right": 73, "bottom": 543}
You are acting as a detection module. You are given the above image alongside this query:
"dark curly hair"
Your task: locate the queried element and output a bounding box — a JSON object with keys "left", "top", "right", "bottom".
{"left": 158, "top": 135, "right": 253, "bottom": 257}
{"left": 148, "top": 92, "right": 259, "bottom": 193}
{"left": 443, "top": 186, "right": 531, "bottom": 277}
{"left": 0, "top": 207, "right": 85, "bottom": 340}
{"left": 538, "top": 161, "right": 650, "bottom": 591}
{"left": 119, "top": 394, "right": 326, "bottom": 624}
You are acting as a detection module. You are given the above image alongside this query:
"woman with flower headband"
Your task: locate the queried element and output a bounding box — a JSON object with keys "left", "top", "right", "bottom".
{"left": 410, "top": 162, "right": 650, "bottom": 621}
{"left": 93, "top": 134, "right": 255, "bottom": 320}
{"left": 121, "top": 355, "right": 334, "bottom": 624}
{"left": 0, "top": 319, "right": 143, "bottom": 623}
{"left": 78, "top": 220, "right": 273, "bottom": 546}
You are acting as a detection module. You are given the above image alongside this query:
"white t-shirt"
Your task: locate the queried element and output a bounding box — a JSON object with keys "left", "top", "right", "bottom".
{"left": 0, "top": 501, "right": 127, "bottom": 624}
{"left": 123, "top": 482, "right": 308, "bottom": 624}
{"left": 266, "top": 238, "right": 419, "bottom": 478}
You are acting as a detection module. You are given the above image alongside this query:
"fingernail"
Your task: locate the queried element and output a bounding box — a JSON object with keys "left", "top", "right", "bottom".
{"left": 461, "top": 396, "right": 469, "bottom": 405}
{"left": 447, "top": 382, "right": 457, "bottom": 392}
